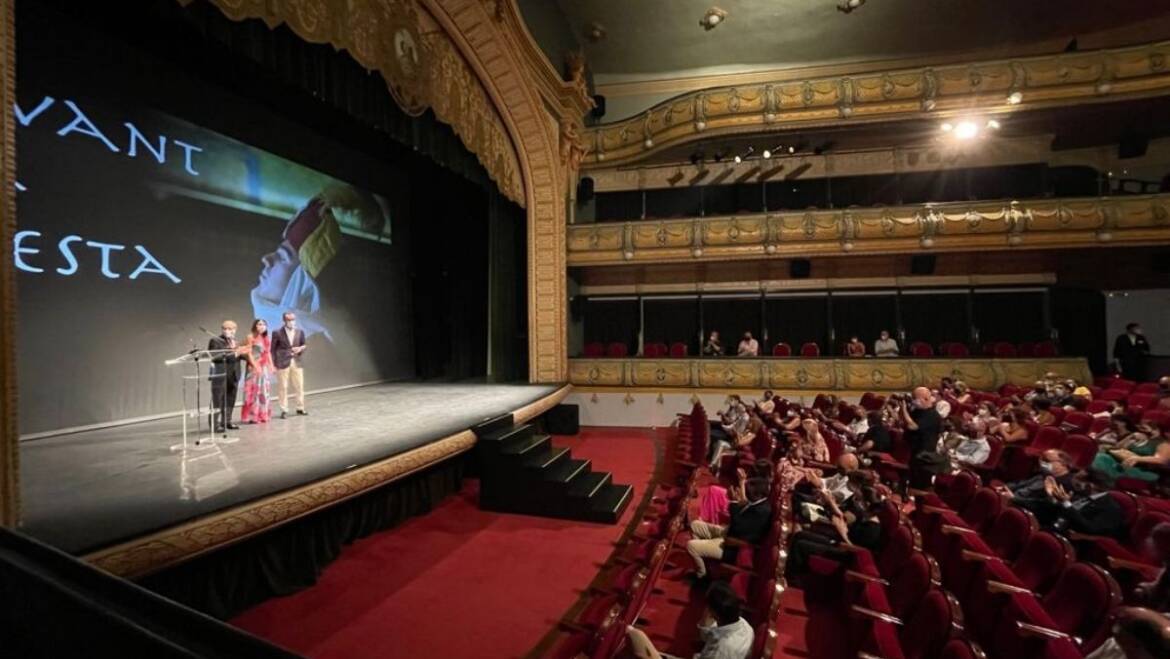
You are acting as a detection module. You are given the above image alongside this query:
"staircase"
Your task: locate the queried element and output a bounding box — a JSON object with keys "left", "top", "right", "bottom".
{"left": 473, "top": 415, "right": 633, "bottom": 524}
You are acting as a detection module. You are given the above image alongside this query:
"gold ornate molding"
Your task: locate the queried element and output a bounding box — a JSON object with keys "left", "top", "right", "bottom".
{"left": 0, "top": 0, "right": 16, "bottom": 527}
{"left": 567, "top": 193, "right": 1170, "bottom": 266}
{"left": 180, "top": 0, "right": 525, "bottom": 206}
{"left": 82, "top": 385, "right": 569, "bottom": 578}
{"left": 583, "top": 39, "right": 1170, "bottom": 168}
{"left": 570, "top": 357, "right": 1092, "bottom": 393}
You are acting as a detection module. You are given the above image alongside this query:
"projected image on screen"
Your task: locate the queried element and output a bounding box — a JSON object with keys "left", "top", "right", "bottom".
{"left": 15, "top": 90, "right": 413, "bottom": 434}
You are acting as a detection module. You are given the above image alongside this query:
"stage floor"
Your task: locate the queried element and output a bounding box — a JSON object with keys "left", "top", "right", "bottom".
{"left": 19, "top": 382, "right": 559, "bottom": 555}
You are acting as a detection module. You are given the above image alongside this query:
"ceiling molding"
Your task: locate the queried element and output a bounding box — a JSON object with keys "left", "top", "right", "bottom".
{"left": 582, "top": 39, "right": 1170, "bottom": 169}
{"left": 577, "top": 272, "right": 1056, "bottom": 296}
{"left": 567, "top": 193, "right": 1170, "bottom": 266}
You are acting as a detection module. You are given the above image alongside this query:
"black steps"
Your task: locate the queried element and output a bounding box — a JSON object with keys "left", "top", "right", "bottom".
{"left": 474, "top": 422, "right": 633, "bottom": 524}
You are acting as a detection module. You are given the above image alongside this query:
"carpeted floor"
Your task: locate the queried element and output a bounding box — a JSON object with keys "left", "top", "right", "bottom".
{"left": 231, "top": 427, "right": 666, "bottom": 659}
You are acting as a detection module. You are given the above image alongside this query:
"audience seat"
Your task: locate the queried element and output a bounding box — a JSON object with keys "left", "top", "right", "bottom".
{"left": 771, "top": 342, "right": 792, "bottom": 357}
{"left": 668, "top": 342, "right": 688, "bottom": 357}
{"left": 1134, "top": 382, "right": 1161, "bottom": 395}
{"left": 1061, "top": 411, "right": 1092, "bottom": 434}
{"left": 910, "top": 342, "right": 934, "bottom": 357}
{"left": 583, "top": 342, "right": 605, "bottom": 357}
{"left": 992, "top": 342, "right": 1018, "bottom": 358}
{"left": 941, "top": 342, "right": 970, "bottom": 357}
{"left": 605, "top": 342, "right": 628, "bottom": 357}
{"left": 1033, "top": 341, "right": 1059, "bottom": 357}
{"left": 1017, "top": 342, "right": 1035, "bottom": 357}
{"left": 799, "top": 342, "right": 821, "bottom": 357}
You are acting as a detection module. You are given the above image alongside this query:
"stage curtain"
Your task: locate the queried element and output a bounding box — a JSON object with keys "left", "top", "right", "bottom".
{"left": 140, "top": 457, "right": 466, "bottom": 620}
{"left": 900, "top": 292, "right": 971, "bottom": 348}
{"left": 0, "top": 528, "right": 301, "bottom": 658}
{"left": 764, "top": 296, "right": 828, "bottom": 352}
{"left": 643, "top": 298, "right": 700, "bottom": 353}
{"left": 583, "top": 299, "right": 639, "bottom": 353}
{"left": 973, "top": 291, "right": 1046, "bottom": 344}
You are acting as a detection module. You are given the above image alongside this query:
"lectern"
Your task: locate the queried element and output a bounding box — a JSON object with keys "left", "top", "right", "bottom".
{"left": 165, "top": 349, "right": 238, "bottom": 450}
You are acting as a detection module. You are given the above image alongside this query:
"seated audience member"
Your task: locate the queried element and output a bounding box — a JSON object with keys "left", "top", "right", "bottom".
{"left": 873, "top": 330, "right": 899, "bottom": 358}
{"left": 1044, "top": 478, "right": 1127, "bottom": 537}
{"left": 686, "top": 478, "right": 772, "bottom": 579}
{"left": 1094, "top": 415, "right": 1136, "bottom": 446}
{"left": 1085, "top": 607, "right": 1170, "bottom": 659}
{"left": 996, "top": 449, "right": 1078, "bottom": 517}
{"left": 953, "top": 380, "right": 973, "bottom": 405}
{"left": 1033, "top": 398, "right": 1057, "bottom": 426}
{"left": 830, "top": 406, "right": 868, "bottom": 445}
{"left": 703, "top": 331, "right": 724, "bottom": 357}
{"left": 737, "top": 331, "right": 759, "bottom": 357}
{"left": 712, "top": 413, "right": 763, "bottom": 470}
{"left": 942, "top": 419, "right": 990, "bottom": 468}
{"left": 1091, "top": 422, "right": 1169, "bottom": 487}
{"left": 1159, "top": 376, "right": 1170, "bottom": 411}
{"left": 754, "top": 390, "right": 776, "bottom": 416}
{"left": 969, "top": 401, "right": 998, "bottom": 436}
{"left": 626, "top": 581, "right": 754, "bottom": 659}
{"left": 1133, "top": 523, "right": 1170, "bottom": 612}
{"left": 939, "top": 377, "right": 956, "bottom": 396}
{"left": 710, "top": 400, "right": 748, "bottom": 465}
{"left": 801, "top": 418, "right": 831, "bottom": 463}
{"left": 776, "top": 442, "right": 813, "bottom": 494}
{"left": 785, "top": 485, "right": 884, "bottom": 579}
{"left": 1024, "top": 382, "right": 1048, "bottom": 402}
{"left": 858, "top": 411, "right": 892, "bottom": 454}
{"left": 1094, "top": 400, "right": 1128, "bottom": 420}
{"left": 845, "top": 336, "right": 866, "bottom": 358}
{"left": 806, "top": 453, "right": 861, "bottom": 505}
{"left": 697, "top": 459, "right": 773, "bottom": 525}
{"left": 993, "top": 409, "right": 1031, "bottom": 444}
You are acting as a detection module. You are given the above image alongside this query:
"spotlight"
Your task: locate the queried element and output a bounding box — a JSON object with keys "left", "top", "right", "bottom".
{"left": 1007, "top": 91, "right": 1023, "bottom": 105}
{"left": 701, "top": 7, "right": 727, "bottom": 30}
{"left": 940, "top": 122, "right": 954, "bottom": 132}
{"left": 734, "top": 155, "right": 742, "bottom": 164}
{"left": 788, "top": 146, "right": 796, "bottom": 154}
{"left": 734, "top": 146, "right": 754, "bottom": 163}
{"left": 986, "top": 119, "right": 1001, "bottom": 130}
{"left": 762, "top": 149, "right": 772, "bottom": 159}
{"left": 954, "top": 121, "right": 979, "bottom": 139}
{"left": 837, "top": 0, "right": 865, "bottom": 13}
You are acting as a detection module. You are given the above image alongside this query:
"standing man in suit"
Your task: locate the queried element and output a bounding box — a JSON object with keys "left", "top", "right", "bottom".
{"left": 271, "top": 311, "right": 308, "bottom": 419}
{"left": 208, "top": 320, "right": 243, "bottom": 432}
{"left": 1114, "top": 322, "right": 1151, "bottom": 381}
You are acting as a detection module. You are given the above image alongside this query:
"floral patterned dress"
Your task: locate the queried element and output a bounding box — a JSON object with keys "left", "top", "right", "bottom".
{"left": 240, "top": 333, "right": 272, "bottom": 423}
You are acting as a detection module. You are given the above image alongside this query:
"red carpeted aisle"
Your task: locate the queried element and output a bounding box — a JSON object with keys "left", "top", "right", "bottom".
{"left": 231, "top": 427, "right": 664, "bottom": 659}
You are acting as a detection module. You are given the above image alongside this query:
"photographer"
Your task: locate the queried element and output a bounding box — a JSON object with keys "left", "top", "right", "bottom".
{"left": 899, "top": 387, "right": 943, "bottom": 488}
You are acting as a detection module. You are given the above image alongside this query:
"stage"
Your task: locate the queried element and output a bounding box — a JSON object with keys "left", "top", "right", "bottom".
{"left": 19, "top": 382, "right": 565, "bottom": 566}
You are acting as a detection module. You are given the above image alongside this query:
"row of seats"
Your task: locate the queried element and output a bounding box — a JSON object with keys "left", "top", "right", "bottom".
{"left": 582, "top": 340, "right": 1060, "bottom": 358}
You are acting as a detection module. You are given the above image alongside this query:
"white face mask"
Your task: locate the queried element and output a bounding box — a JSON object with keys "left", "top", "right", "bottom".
{"left": 1039, "top": 461, "right": 1055, "bottom": 474}
{"left": 223, "top": 329, "right": 235, "bottom": 339}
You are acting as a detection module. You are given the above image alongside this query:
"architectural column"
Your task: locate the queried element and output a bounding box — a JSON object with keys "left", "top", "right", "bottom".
{"left": 0, "top": 0, "right": 19, "bottom": 526}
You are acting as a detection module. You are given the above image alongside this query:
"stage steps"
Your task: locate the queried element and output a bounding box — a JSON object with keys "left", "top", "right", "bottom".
{"left": 473, "top": 417, "right": 632, "bottom": 524}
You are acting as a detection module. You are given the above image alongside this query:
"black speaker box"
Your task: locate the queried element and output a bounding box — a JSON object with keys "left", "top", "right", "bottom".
{"left": 591, "top": 95, "right": 606, "bottom": 119}
{"left": 577, "top": 176, "right": 595, "bottom": 203}
{"left": 910, "top": 254, "right": 937, "bottom": 275}
{"left": 546, "top": 404, "right": 580, "bottom": 435}
{"left": 790, "top": 258, "right": 811, "bottom": 279}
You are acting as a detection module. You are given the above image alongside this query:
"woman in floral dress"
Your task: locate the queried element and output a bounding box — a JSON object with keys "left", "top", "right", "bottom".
{"left": 240, "top": 319, "right": 273, "bottom": 423}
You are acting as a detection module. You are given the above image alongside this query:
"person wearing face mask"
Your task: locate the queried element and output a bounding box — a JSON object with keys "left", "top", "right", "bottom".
{"left": 995, "top": 449, "right": 1078, "bottom": 516}
{"left": 208, "top": 320, "right": 246, "bottom": 432}
{"left": 899, "top": 386, "right": 943, "bottom": 487}
{"left": 873, "top": 330, "right": 899, "bottom": 358}
{"left": 737, "top": 331, "right": 759, "bottom": 357}
{"left": 626, "top": 580, "right": 754, "bottom": 659}
{"left": 1114, "top": 322, "right": 1151, "bottom": 380}
{"left": 270, "top": 311, "right": 308, "bottom": 419}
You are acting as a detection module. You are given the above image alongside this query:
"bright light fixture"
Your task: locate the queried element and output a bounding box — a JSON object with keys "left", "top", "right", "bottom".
{"left": 762, "top": 149, "right": 772, "bottom": 159}
{"left": 1007, "top": 92, "right": 1023, "bottom": 105}
{"left": 954, "top": 121, "right": 979, "bottom": 139}
{"left": 940, "top": 122, "right": 954, "bottom": 132}
{"left": 986, "top": 119, "right": 1001, "bottom": 130}
{"left": 734, "top": 155, "right": 742, "bottom": 164}
{"left": 788, "top": 146, "right": 796, "bottom": 154}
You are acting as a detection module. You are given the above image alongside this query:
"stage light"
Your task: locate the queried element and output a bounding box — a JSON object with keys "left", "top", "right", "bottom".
{"left": 762, "top": 149, "right": 772, "bottom": 159}
{"left": 788, "top": 146, "right": 796, "bottom": 154}
{"left": 986, "top": 119, "right": 1001, "bottom": 130}
{"left": 940, "top": 122, "right": 953, "bottom": 132}
{"left": 954, "top": 121, "right": 979, "bottom": 140}
{"left": 1007, "top": 91, "right": 1023, "bottom": 104}
{"left": 701, "top": 7, "right": 727, "bottom": 30}
{"left": 734, "top": 155, "right": 742, "bottom": 164}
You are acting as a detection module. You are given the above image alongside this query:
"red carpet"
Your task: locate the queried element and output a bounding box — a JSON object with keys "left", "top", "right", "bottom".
{"left": 231, "top": 427, "right": 664, "bottom": 659}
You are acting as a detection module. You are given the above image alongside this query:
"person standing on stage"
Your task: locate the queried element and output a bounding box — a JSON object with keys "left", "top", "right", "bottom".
{"left": 208, "top": 320, "right": 243, "bottom": 432}
{"left": 272, "top": 311, "right": 308, "bottom": 419}
{"left": 241, "top": 319, "right": 274, "bottom": 424}
{"left": 1113, "top": 322, "right": 1151, "bottom": 381}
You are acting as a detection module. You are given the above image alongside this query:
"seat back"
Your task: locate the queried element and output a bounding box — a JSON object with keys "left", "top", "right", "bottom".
{"left": 1041, "top": 563, "right": 1121, "bottom": 654}
{"left": 1060, "top": 434, "right": 1097, "bottom": 470}
{"left": 910, "top": 341, "right": 934, "bottom": 357}
{"left": 800, "top": 342, "right": 820, "bottom": 357}
{"left": 669, "top": 342, "right": 688, "bottom": 357}
{"left": 1110, "top": 379, "right": 1137, "bottom": 394}
{"left": 1030, "top": 426, "right": 1065, "bottom": 453}
{"left": 1034, "top": 341, "right": 1059, "bottom": 357}
{"left": 939, "top": 638, "right": 987, "bottom": 659}
{"left": 993, "top": 342, "right": 1018, "bottom": 357}
{"left": 583, "top": 341, "right": 605, "bottom": 357}
{"left": 941, "top": 470, "right": 980, "bottom": 511}
{"left": 1017, "top": 342, "right": 1035, "bottom": 357}
{"left": 888, "top": 551, "right": 936, "bottom": 619}
{"left": 605, "top": 342, "right": 628, "bottom": 357}
{"left": 1012, "top": 531, "right": 1075, "bottom": 593}
{"left": 901, "top": 588, "right": 961, "bottom": 659}
{"left": 878, "top": 524, "right": 918, "bottom": 577}
{"left": 771, "top": 342, "right": 791, "bottom": 356}
{"left": 1129, "top": 392, "right": 1158, "bottom": 409}
{"left": 944, "top": 342, "right": 970, "bottom": 357}
{"left": 960, "top": 487, "right": 1003, "bottom": 531}
{"left": 984, "top": 507, "right": 1037, "bottom": 562}
{"left": 1062, "top": 411, "right": 1092, "bottom": 434}
{"left": 1130, "top": 510, "right": 1170, "bottom": 553}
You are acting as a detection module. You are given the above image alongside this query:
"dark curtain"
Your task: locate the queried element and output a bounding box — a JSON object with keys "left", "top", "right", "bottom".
{"left": 411, "top": 163, "right": 490, "bottom": 379}
{"left": 973, "top": 291, "right": 1047, "bottom": 344}
{"left": 765, "top": 179, "right": 829, "bottom": 210}
{"left": 1052, "top": 288, "right": 1107, "bottom": 372}
{"left": 899, "top": 170, "right": 968, "bottom": 205}
{"left": 831, "top": 295, "right": 897, "bottom": 355}
{"left": 702, "top": 298, "right": 763, "bottom": 348}
{"left": 141, "top": 458, "right": 465, "bottom": 619}
{"left": 583, "top": 299, "right": 639, "bottom": 352}
{"left": 595, "top": 190, "right": 643, "bottom": 221}
{"left": 1, "top": 529, "right": 303, "bottom": 658}
{"left": 764, "top": 296, "right": 828, "bottom": 352}
{"left": 643, "top": 298, "right": 700, "bottom": 352}
{"left": 487, "top": 190, "right": 529, "bottom": 382}
{"left": 900, "top": 292, "right": 972, "bottom": 348}
{"left": 646, "top": 187, "right": 702, "bottom": 218}
{"left": 703, "top": 185, "right": 738, "bottom": 215}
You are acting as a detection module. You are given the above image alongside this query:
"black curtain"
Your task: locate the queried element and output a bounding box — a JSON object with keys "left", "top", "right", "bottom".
{"left": 900, "top": 292, "right": 971, "bottom": 348}
{"left": 643, "top": 298, "right": 700, "bottom": 352}
{"left": 764, "top": 296, "right": 828, "bottom": 352}
{"left": 595, "top": 190, "right": 642, "bottom": 221}
{"left": 646, "top": 187, "right": 702, "bottom": 218}
{"left": 1052, "top": 288, "right": 1107, "bottom": 372}
{"left": 831, "top": 294, "right": 897, "bottom": 355}
{"left": 702, "top": 298, "right": 763, "bottom": 348}
{"left": 583, "top": 299, "right": 639, "bottom": 352}
{"left": 487, "top": 190, "right": 529, "bottom": 382}
{"left": 973, "top": 291, "right": 1047, "bottom": 344}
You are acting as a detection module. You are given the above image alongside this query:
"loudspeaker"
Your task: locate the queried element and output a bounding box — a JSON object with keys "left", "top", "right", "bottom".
{"left": 910, "top": 254, "right": 937, "bottom": 275}
{"left": 790, "top": 258, "right": 811, "bottom": 279}
{"left": 591, "top": 95, "right": 606, "bottom": 119}
{"left": 1119, "top": 133, "right": 1149, "bottom": 159}
{"left": 546, "top": 404, "right": 580, "bottom": 435}
{"left": 577, "top": 176, "right": 595, "bottom": 203}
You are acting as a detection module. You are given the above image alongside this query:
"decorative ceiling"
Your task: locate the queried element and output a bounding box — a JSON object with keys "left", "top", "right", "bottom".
{"left": 529, "top": 0, "right": 1170, "bottom": 120}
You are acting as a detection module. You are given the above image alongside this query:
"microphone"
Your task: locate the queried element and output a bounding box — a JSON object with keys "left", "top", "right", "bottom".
{"left": 197, "top": 325, "right": 220, "bottom": 338}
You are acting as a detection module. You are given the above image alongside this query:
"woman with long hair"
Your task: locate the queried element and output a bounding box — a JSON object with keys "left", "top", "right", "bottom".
{"left": 240, "top": 318, "right": 274, "bottom": 423}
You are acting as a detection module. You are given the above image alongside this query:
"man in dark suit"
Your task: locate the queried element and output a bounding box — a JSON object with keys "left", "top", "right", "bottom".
{"left": 208, "top": 320, "right": 242, "bottom": 432}
{"left": 1114, "top": 322, "right": 1151, "bottom": 380}
{"left": 685, "top": 478, "right": 773, "bottom": 578}
{"left": 270, "top": 311, "right": 308, "bottom": 419}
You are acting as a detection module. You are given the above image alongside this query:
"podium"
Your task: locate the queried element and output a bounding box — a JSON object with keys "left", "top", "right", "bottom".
{"left": 165, "top": 349, "right": 239, "bottom": 450}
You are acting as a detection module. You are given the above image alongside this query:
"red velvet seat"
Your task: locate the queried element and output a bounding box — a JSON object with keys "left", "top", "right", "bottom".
{"left": 1061, "top": 411, "right": 1092, "bottom": 434}
{"left": 668, "top": 342, "right": 688, "bottom": 357}
{"left": 1034, "top": 563, "right": 1121, "bottom": 655}
{"left": 910, "top": 341, "right": 934, "bottom": 357}
{"left": 1109, "top": 379, "right": 1137, "bottom": 394}
{"left": 886, "top": 551, "right": 939, "bottom": 620}
{"left": 771, "top": 342, "right": 791, "bottom": 356}
{"left": 982, "top": 507, "right": 1038, "bottom": 562}
{"left": 899, "top": 588, "right": 963, "bottom": 659}
{"left": 1060, "top": 434, "right": 1097, "bottom": 470}
{"left": 1129, "top": 392, "right": 1158, "bottom": 409}
{"left": 1086, "top": 400, "right": 1113, "bottom": 414}
{"left": 1017, "top": 342, "right": 1035, "bottom": 357}
{"left": 583, "top": 341, "right": 604, "bottom": 357}
{"left": 993, "top": 342, "right": 1018, "bottom": 357}
{"left": 941, "top": 342, "right": 970, "bottom": 357}
{"left": 939, "top": 638, "right": 988, "bottom": 659}
{"left": 1134, "top": 382, "right": 1161, "bottom": 394}
{"left": 1033, "top": 340, "right": 1059, "bottom": 357}
{"left": 799, "top": 342, "right": 820, "bottom": 357}
{"left": 1100, "top": 388, "right": 1128, "bottom": 402}
{"left": 605, "top": 342, "right": 628, "bottom": 357}
{"left": 1025, "top": 426, "right": 1065, "bottom": 456}
{"left": 1008, "top": 531, "right": 1076, "bottom": 594}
